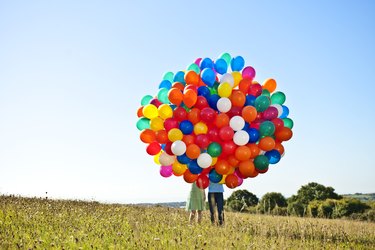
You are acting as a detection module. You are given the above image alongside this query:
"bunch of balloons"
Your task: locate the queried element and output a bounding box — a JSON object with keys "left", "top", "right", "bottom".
{"left": 136, "top": 53, "right": 293, "bottom": 189}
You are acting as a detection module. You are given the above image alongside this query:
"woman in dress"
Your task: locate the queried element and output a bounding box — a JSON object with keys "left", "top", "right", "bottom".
{"left": 186, "top": 181, "right": 206, "bottom": 224}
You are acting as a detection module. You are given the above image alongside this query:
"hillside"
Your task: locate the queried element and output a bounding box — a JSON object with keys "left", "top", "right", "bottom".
{"left": 342, "top": 193, "right": 375, "bottom": 202}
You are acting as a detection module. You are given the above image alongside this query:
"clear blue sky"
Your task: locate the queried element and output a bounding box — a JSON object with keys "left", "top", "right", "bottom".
{"left": 0, "top": 1, "right": 374, "bottom": 203}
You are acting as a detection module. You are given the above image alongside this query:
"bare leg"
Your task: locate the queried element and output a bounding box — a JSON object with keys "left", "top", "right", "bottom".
{"left": 197, "top": 210, "right": 203, "bottom": 224}
{"left": 189, "top": 210, "right": 196, "bottom": 224}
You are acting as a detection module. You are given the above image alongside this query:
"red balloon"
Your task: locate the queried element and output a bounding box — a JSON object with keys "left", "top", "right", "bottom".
{"left": 207, "top": 126, "right": 220, "bottom": 143}
{"left": 200, "top": 107, "right": 217, "bottom": 124}
{"left": 146, "top": 142, "right": 161, "bottom": 155}
{"left": 263, "top": 106, "right": 278, "bottom": 120}
{"left": 196, "top": 174, "right": 209, "bottom": 189}
{"left": 257, "top": 167, "right": 269, "bottom": 174}
{"left": 164, "top": 118, "right": 179, "bottom": 131}
{"left": 219, "top": 126, "right": 234, "bottom": 141}
{"left": 250, "top": 120, "right": 261, "bottom": 130}
{"left": 225, "top": 174, "right": 239, "bottom": 189}
{"left": 227, "top": 106, "right": 242, "bottom": 118}
{"left": 188, "top": 108, "right": 201, "bottom": 124}
{"left": 272, "top": 118, "right": 284, "bottom": 132}
{"left": 183, "top": 170, "right": 198, "bottom": 183}
{"left": 155, "top": 130, "right": 169, "bottom": 144}
{"left": 248, "top": 83, "right": 262, "bottom": 97}
{"left": 194, "top": 96, "right": 209, "bottom": 110}
{"left": 184, "top": 84, "right": 198, "bottom": 93}
{"left": 173, "top": 107, "right": 188, "bottom": 121}
{"left": 220, "top": 141, "right": 237, "bottom": 157}
{"left": 164, "top": 142, "right": 173, "bottom": 155}
{"left": 195, "top": 134, "right": 210, "bottom": 149}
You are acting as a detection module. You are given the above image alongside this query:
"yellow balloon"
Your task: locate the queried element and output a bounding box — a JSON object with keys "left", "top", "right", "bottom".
{"left": 194, "top": 122, "right": 208, "bottom": 135}
{"left": 218, "top": 82, "right": 232, "bottom": 97}
{"left": 219, "top": 175, "right": 226, "bottom": 184}
{"left": 228, "top": 167, "right": 235, "bottom": 175}
{"left": 158, "top": 104, "right": 173, "bottom": 120}
{"left": 211, "top": 157, "right": 218, "bottom": 166}
{"left": 172, "top": 160, "right": 187, "bottom": 176}
{"left": 168, "top": 128, "right": 183, "bottom": 142}
{"left": 150, "top": 117, "right": 164, "bottom": 131}
{"left": 232, "top": 71, "right": 242, "bottom": 87}
{"left": 153, "top": 151, "right": 162, "bottom": 164}
{"left": 142, "top": 104, "right": 159, "bottom": 119}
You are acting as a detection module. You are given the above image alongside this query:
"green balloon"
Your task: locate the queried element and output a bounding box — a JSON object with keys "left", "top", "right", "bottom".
{"left": 207, "top": 142, "right": 222, "bottom": 157}
{"left": 271, "top": 91, "right": 286, "bottom": 105}
{"left": 259, "top": 121, "right": 275, "bottom": 136}
{"left": 187, "top": 63, "right": 200, "bottom": 74}
{"left": 141, "top": 95, "right": 153, "bottom": 106}
{"left": 254, "top": 95, "right": 270, "bottom": 112}
{"left": 157, "top": 88, "right": 169, "bottom": 104}
{"left": 136, "top": 118, "right": 150, "bottom": 131}
{"left": 220, "top": 52, "right": 232, "bottom": 66}
{"left": 261, "top": 89, "right": 270, "bottom": 97}
{"left": 254, "top": 155, "right": 269, "bottom": 171}
{"left": 283, "top": 118, "right": 294, "bottom": 129}
{"left": 163, "top": 72, "right": 174, "bottom": 83}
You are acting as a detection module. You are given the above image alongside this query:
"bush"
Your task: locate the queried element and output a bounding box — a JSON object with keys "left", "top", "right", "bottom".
{"left": 287, "top": 201, "right": 305, "bottom": 217}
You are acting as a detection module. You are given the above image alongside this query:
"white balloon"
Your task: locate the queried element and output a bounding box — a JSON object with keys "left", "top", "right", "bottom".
{"left": 233, "top": 130, "right": 249, "bottom": 146}
{"left": 171, "top": 140, "right": 186, "bottom": 156}
{"left": 271, "top": 104, "right": 283, "bottom": 117}
{"left": 217, "top": 97, "right": 232, "bottom": 113}
{"left": 197, "top": 153, "right": 212, "bottom": 169}
{"left": 159, "top": 152, "right": 175, "bottom": 166}
{"left": 229, "top": 116, "right": 245, "bottom": 131}
{"left": 220, "top": 73, "right": 234, "bottom": 87}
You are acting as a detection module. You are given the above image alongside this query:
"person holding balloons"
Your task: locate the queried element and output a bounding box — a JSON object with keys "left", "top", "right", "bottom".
{"left": 208, "top": 181, "right": 224, "bottom": 226}
{"left": 186, "top": 180, "right": 206, "bottom": 224}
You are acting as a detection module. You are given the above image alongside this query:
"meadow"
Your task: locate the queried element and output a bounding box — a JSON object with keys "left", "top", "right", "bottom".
{"left": 1, "top": 195, "right": 375, "bottom": 249}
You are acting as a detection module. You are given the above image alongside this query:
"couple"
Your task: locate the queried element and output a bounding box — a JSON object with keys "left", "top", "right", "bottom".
{"left": 186, "top": 181, "right": 224, "bottom": 226}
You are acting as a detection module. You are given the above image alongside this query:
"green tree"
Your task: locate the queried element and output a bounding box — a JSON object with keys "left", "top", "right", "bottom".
{"left": 227, "top": 190, "right": 259, "bottom": 212}
{"left": 293, "top": 182, "right": 341, "bottom": 205}
{"left": 258, "top": 192, "right": 287, "bottom": 213}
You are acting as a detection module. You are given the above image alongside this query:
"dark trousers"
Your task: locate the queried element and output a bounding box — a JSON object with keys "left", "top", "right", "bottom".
{"left": 208, "top": 192, "right": 224, "bottom": 225}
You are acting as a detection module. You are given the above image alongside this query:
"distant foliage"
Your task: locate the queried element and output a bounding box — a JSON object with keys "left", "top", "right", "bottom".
{"left": 227, "top": 190, "right": 259, "bottom": 212}
{"left": 258, "top": 192, "right": 287, "bottom": 214}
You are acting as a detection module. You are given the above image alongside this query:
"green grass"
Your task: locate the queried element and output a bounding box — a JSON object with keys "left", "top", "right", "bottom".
{"left": 1, "top": 195, "right": 375, "bottom": 249}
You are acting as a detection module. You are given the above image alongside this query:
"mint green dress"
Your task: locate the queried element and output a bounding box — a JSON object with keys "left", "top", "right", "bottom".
{"left": 186, "top": 182, "right": 205, "bottom": 211}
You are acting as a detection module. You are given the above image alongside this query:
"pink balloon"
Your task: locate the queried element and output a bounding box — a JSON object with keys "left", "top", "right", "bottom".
{"left": 194, "top": 58, "right": 202, "bottom": 65}
{"left": 242, "top": 66, "right": 256, "bottom": 79}
{"left": 160, "top": 165, "right": 173, "bottom": 177}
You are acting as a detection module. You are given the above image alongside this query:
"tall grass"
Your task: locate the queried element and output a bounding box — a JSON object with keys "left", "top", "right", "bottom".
{"left": 1, "top": 195, "right": 374, "bottom": 249}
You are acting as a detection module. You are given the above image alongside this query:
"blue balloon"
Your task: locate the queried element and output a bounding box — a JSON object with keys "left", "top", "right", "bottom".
{"left": 197, "top": 86, "right": 211, "bottom": 98}
{"left": 158, "top": 80, "right": 172, "bottom": 89}
{"left": 174, "top": 71, "right": 185, "bottom": 83}
{"left": 231, "top": 56, "right": 245, "bottom": 71}
{"left": 245, "top": 95, "right": 256, "bottom": 106}
{"left": 200, "top": 57, "right": 214, "bottom": 69}
{"left": 209, "top": 169, "right": 222, "bottom": 183}
{"left": 177, "top": 154, "right": 190, "bottom": 164}
{"left": 207, "top": 94, "right": 220, "bottom": 110}
{"left": 214, "top": 58, "right": 228, "bottom": 74}
{"left": 243, "top": 122, "right": 250, "bottom": 131}
{"left": 201, "top": 68, "right": 216, "bottom": 87}
{"left": 280, "top": 105, "right": 289, "bottom": 119}
{"left": 161, "top": 144, "right": 166, "bottom": 150}
{"left": 265, "top": 150, "right": 281, "bottom": 164}
{"left": 188, "top": 160, "right": 203, "bottom": 174}
{"left": 246, "top": 128, "right": 260, "bottom": 143}
{"left": 179, "top": 120, "right": 194, "bottom": 135}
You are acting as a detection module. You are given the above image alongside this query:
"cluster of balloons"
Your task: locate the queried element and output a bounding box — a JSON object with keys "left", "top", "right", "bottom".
{"left": 136, "top": 53, "right": 293, "bottom": 189}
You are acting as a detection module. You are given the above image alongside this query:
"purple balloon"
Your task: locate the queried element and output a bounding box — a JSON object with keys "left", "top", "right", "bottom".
{"left": 160, "top": 165, "right": 173, "bottom": 178}
{"left": 263, "top": 106, "right": 279, "bottom": 120}
{"left": 242, "top": 66, "right": 256, "bottom": 79}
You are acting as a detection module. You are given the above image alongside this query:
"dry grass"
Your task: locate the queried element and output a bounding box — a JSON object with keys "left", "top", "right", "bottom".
{"left": 1, "top": 195, "right": 374, "bottom": 249}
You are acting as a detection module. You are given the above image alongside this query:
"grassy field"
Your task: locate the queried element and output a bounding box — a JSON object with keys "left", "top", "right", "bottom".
{"left": 1, "top": 196, "right": 375, "bottom": 249}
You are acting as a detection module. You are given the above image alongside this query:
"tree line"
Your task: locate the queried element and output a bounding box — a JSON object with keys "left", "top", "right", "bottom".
{"left": 225, "top": 182, "right": 375, "bottom": 222}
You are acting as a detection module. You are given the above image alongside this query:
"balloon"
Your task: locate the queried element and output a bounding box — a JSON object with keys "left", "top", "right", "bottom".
{"left": 235, "top": 146, "right": 251, "bottom": 161}
{"left": 196, "top": 174, "right": 210, "bottom": 189}
{"left": 188, "top": 108, "right": 201, "bottom": 124}
{"left": 220, "top": 73, "right": 234, "bottom": 87}
{"left": 158, "top": 104, "right": 173, "bottom": 119}
{"left": 168, "top": 88, "right": 183, "bottom": 106}
{"left": 254, "top": 155, "right": 269, "bottom": 171}
{"left": 231, "top": 56, "right": 245, "bottom": 71}
{"left": 194, "top": 122, "right": 208, "bottom": 135}
{"left": 242, "top": 106, "right": 257, "bottom": 123}
{"left": 219, "top": 52, "right": 231, "bottom": 66}
{"left": 168, "top": 128, "right": 183, "bottom": 142}
{"left": 259, "top": 121, "right": 276, "bottom": 136}
{"left": 238, "top": 160, "right": 258, "bottom": 178}
{"left": 201, "top": 68, "right": 216, "bottom": 87}
{"left": 171, "top": 140, "right": 187, "bottom": 156}
{"left": 172, "top": 161, "right": 187, "bottom": 176}
{"left": 141, "top": 95, "right": 153, "bottom": 106}
{"left": 184, "top": 170, "right": 198, "bottom": 183}
{"left": 232, "top": 72, "right": 242, "bottom": 87}
{"left": 225, "top": 174, "right": 239, "bottom": 189}
{"left": 174, "top": 71, "right": 185, "bottom": 83}
{"left": 179, "top": 120, "right": 194, "bottom": 135}
{"left": 186, "top": 144, "right": 201, "bottom": 159}
{"left": 207, "top": 94, "right": 220, "bottom": 110}
{"left": 187, "top": 63, "right": 200, "bottom": 74}
{"left": 194, "top": 96, "right": 209, "bottom": 110}
{"left": 219, "top": 126, "right": 234, "bottom": 141}
{"left": 160, "top": 165, "right": 173, "bottom": 178}
{"left": 150, "top": 117, "right": 164, "bottom": 131}
{"left": 207, "top": 142, "right": 222, "bottom": 157}
{"left": 233, "top": 130, "right": 250, "bottom": 146}
{"left": 159, "top": 152, "right": 175, "bottom": 166}
{"left": 271, "top": 91, "right": 286, "bottom": 105}
{"left": 159, "top": 80, "right": 172, "bottom": 90}
{"left": 200, "top": 58, "right": 214, "bottom": 69}
{"left": 140, "top": 129, "right": 156, "bottom": 143}
{"left": 248, "top": 83, "right": 262, "bottom": 97}
{"left": 229, "top": 116, "right": 245, "bottom": 131}
{"left": 188, "top": 160, "right": 203, "bottom": 174}
{"left": 262, "top": 78, "right": 277, "bottom": 93}
{"left": 280, "top": 105, "right": 289, "bottom": 119}
{"left": 197, "top": 86, "right": 210, "bottom": 98}
{"left": 217, "top": 97, "right": 232, "bottom": 113}
{"left": 164, "top": 118, "right": 179, "bottom": 131}
{"left": 197, "top": 153, "right": 212, "bottom": 168}
{"left": 142, "top": 104, "right": 158, "bottom": 119}
{"left": 136, "top": 118, "right": 150, "bottom": 131}
{"left": 214, "top": 58, "right": 228, "bottom": 74}
{"left": 254, "top": 95, "right": 271, "bottom": 112}
{"left": 248, "top": 143, "right": 260, "bottom": 159}
{"left": 263, "top": 106, "right": 279, "bottom": 120}
{"left": 215, "top": 113, "right": 230, "bottom": 128}
{"left": 146, "top": 142, "right": 161, "bottom": 155}
{"left": 283, "top": 118, "right": 294, "bottom": 129}
{"left": 200, "top": 107, "right": 217, "bottom": 124}
{"left": 265, "top": 150, "right": 281, "bottom": 164}
{"left": 242, "top": 66, "right": 256, "bottom": 79}
{"left": 195, "top": 134, "right": 210, "bottom": 149}
{"left": 214, "top": 159, "right": 231, "bottom": 175}
{"left": 163, "top": 71, "right": 174, "bottom": 82}
{"left": 184, "top": 70, "right": 200, "bottom": 86}
{"left": 230, "top": 90, "right": 246, "bottom": 107}
{"left": 183, "top": 89, "right": 197, "bottom": 108}
{"left": 209, "top": 169, "right": 223, "bottom": 183}
{"left": 275, "top": 127, "right": 293, "bottom": 141}
{"left": 239, "top": 78, "right": 252, "bottom": 94}
{"left": 177, "top": 153, "right": 191, "bottom": 165}
{"left": 218, "top": 82, "right": 232, "bottom": 97}
{"left": 258, "top": 137, "right": 276, "bottom": 151}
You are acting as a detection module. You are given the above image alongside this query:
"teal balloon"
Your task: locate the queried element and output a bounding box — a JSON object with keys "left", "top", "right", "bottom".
{"left": 261, "top": 89, "right": 270, "bottom": 97}
{"left": 254, "top": 95, "right": 271, "bottom": 112}
{"left": 282, "top": 118, "right": 294, "bottom": 129}
{"left": 136, "top": 118, "right": 150, "bottom": 130}
{"left": 259, "top": 121, "right": 275, "bottom": 136}
{"left": 271, "top": 91, "right": 286, "bottom": 105}
{"left": 187, "top": 63, "right": 200, "bottom": 74}
{"left": 207, "top": 142, "right": 222, "bottom": 157}
{"left": 157, "top": 88, "right": 169, "bottom": 104}
{"left": 219, "top": 52, "right": 231, "bottom": 66}
{"left": 254, "top": 155, "right": 269, "bottom": 171}
{"left": 163, "top": 72, "right": 174, "bottom": 83}
{"left": 141, "top": 95, "right": 153, "bottom": 106}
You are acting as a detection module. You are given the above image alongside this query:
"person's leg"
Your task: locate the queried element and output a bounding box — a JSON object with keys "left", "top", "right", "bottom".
{"left": 208, "top": 192, "right": 216, "bottom": 224}
{"left": 197, "top": 210, "right": 203, "bottom": 224}
{"left": 189, "top": 210, "right": 196, "bottom": 224}
{"left": 216, "top": 192, "right": 224, "bottom": 225}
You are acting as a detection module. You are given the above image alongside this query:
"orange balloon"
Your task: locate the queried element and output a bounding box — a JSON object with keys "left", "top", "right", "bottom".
{"left": 168, "top": 88, "right": 183, "bottom": 106}
{"left": 137, "top": 106, "right": 144, "bottom": 118}
{"left": 184, "top": 70, "right": 200, "bottom": 86}
{"left": 241, "top": 106, "right": 257, "bottom": 123}
{"left": 155, "top": 130, "right": 169, "bottom": 144}
{"left": 247, "top": 143, "right": 260, "bottom": 159}
{"left": 258, "top": 137, "right": 276, "bottom": 151}
{"left": 172, "top": 82, "right": 185, "bottom": 91}
{"left": 182, "top": 135, "right": 195, "bottom": 146}
{"left": 275, "top": 127, "right": 293, "bottom": 141}
{"left": 238, "top": 160, "right": 258, "bottom": 178}
{"left": 239, "top": 79, "right": 252, "bottom": 94}
{"left": 183, "top": 89, "right": 197, "bottom": 108}
{"left": 274, "top": 142, "right": 285, "bottom": 155}
{"left": 227, "top": 155, "right": 239, "bottom": 167}
{"left": 186, "top": 144, "right": 201, "bottom": 159}
{"left": 215, "top": 159, "right": 231, "bottom": 175}
{"left": 230, "top": 90, "right": 246, "bottom": 107}
{"left": 263, "top": 78, "right": 277, "bottom": 93}
{"left": 225, "top": 174, "right": 239, "bottom": 189}
{"left": 235, "top": 146, "right": 251, "bottom": 161}
{"left": 188, "top": 108, "right": 201, "bottom": 124}
{"left": 183, "top": 170, "right": 198, "bottom": 183}
{"left": 215, "top": 113, "right": 230, "bottom": 128}
{"left": 140, "top": 129, "right": 156, "bottom": 143}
